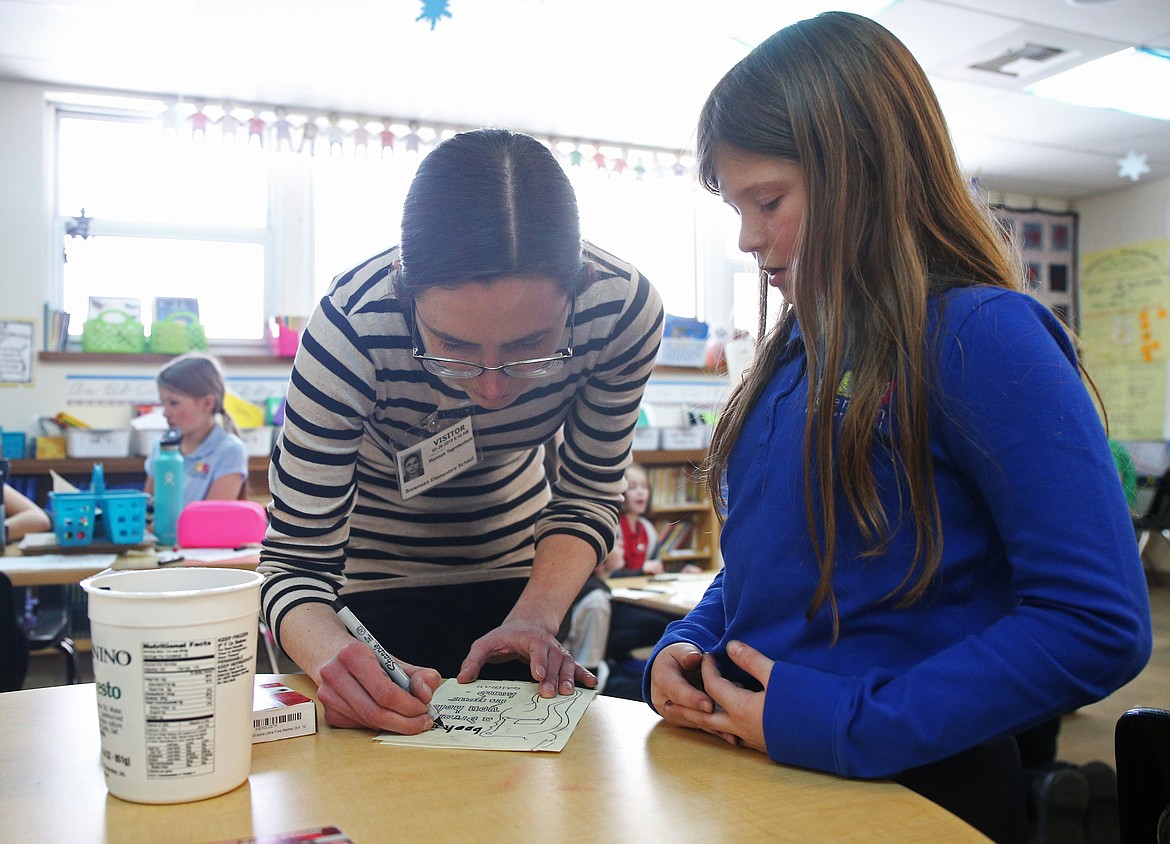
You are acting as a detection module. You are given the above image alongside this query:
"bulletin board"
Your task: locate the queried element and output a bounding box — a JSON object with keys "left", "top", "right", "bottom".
{"left": 1079, "top": 238, "right": 1170, "bottom": 441}
{"left": 993, "top": 207, "right": 1078, "bottom": 327}
{"left": 0, "top": 319, "right": 35, "bottom": 385}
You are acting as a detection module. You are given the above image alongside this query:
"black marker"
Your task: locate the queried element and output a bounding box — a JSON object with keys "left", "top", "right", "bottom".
{"left": 332, "top": 598, "right": 443, "bottom": 727}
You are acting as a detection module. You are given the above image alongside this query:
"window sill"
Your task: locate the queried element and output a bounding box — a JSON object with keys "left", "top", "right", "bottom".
{"left": 37, "top": 352, "right": 295, "bottom": 366}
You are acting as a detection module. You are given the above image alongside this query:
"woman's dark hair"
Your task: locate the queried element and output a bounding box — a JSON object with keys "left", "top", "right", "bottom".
{"left": 398, "top": 128, "right": 586, "bottom": 299}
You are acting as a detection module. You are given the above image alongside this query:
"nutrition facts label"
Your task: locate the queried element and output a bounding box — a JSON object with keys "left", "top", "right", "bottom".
{"left": 142, "top": 639, "right": 218, "bottom": 779}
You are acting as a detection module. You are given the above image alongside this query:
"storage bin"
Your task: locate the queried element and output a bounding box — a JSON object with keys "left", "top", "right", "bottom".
{"left": 0, "top": 430, "right": 25, "bottom": 459}
{"left": 269, "top": 324, "right": 300, "bottom": 357}
{"left": 66, "top": 428, "right": 132, "bottom": 459}
{"left": 661, "top": 426, "right": 706, "bottom": 450}
{"left": 239, "top": 426, "right": 275, "bottom": 457}
{"left": 656, "top": 337, "right": 708, "bottom": 368}
{"left": 50, "top": 490, "right": 148, "bottom": 546}
{"left": 81, "top": 309, "right": 146, "bottom": 353}
{"left": 50, "top": 491, "right": 98, "bottom": 546}
{"left": 100, "top": 491, "right": 149, "bottom": 544}
{"left": 631, "top": 427, "right": 661, "bottom": 451}
{"left": 148, "top": 311, "right": 207, "bottom": 354}
{"left": 131, "top": 428, "right": 165, "bottom": 457}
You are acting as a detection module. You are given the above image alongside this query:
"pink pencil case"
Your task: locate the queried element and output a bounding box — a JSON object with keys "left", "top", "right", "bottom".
{"left": 177, "top": 500, "right": 268, "bottom": 548}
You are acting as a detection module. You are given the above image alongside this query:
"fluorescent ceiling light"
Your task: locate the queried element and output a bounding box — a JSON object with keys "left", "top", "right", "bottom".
{"left": 1025, "top": 47, "right": 1170, "bottom": 121}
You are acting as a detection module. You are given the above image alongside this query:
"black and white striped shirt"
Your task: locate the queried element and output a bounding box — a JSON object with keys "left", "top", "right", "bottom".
{"left": 259, "top": 242, "right": 663, "bottom": 641}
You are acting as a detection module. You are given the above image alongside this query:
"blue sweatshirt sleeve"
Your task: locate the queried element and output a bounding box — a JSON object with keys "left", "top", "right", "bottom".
{"left": 647, "top": 290, "right": 1152, "bottom": 779}
{"left": 768, "top": 292, "right": 1151, "bottom": 777}
{"left": 642, "top": 570, "right": 728, "bottom": 700}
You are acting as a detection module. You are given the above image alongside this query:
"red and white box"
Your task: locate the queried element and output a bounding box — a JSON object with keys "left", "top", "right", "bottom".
{"left": 253, "top": 680, "right": 317, "bottom": 744}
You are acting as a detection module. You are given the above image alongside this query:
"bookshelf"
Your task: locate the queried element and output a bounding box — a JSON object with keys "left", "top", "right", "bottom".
{"left": 8, "top": 456, "right": 272, "bottom": 505}
{"left": 632, "top": 448, "right": 721, "bottom": 571}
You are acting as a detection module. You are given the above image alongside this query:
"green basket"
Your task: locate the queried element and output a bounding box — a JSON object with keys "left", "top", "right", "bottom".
{"left": 148, "top": 311, "right": 208, "bottom": 354}
{"left": 81, "top": 309, "right": 146, "bottom": 354}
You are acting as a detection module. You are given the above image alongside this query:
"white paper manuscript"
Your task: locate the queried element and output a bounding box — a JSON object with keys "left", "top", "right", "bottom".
{"left": 375, "top": 680, "right": 596, "bottom": 752}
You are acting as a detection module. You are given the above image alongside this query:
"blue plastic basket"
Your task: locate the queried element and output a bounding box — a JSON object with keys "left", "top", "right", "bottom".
{"left": 0, "top": 430, "right": 25, "bottom": 459}
{"left": 100, "top": 491, "right": 148, "bottom": 544}
{"left": 50, "top": 491, "right": 98, "bottom": 546}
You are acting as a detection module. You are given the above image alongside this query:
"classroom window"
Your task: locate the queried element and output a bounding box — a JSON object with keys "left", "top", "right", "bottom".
{"left": 56, "top": 112, "right": 271, "bottom": 340}
{"left": 54, "top": 98, "right": 708, "bottom": 348}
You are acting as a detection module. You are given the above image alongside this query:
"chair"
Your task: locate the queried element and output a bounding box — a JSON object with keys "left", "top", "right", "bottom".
{"left": 1134, "top": 470, "right": 1170, "bottom": 584}
{"left": 16, "top": 584, "right": 79, "bottom": 686}
{"left": 0, "top": 572, "right": 29, "bottom": 691}
{"left": 1116, "top": 707, "right": 1170, "bottom": 843}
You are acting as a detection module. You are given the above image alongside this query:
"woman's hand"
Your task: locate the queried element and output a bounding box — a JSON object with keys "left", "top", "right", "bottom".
{"left": 650, "top": 640, "right": 771, "bottom": 754}
{"left": 459, "top": 617, "right": 597, "bottom": 698}
{"left": 642, "top": 558, "right": 666, "bottom": 575}
{"left": 316, "top": 641, "right": 443, "bottom": 733}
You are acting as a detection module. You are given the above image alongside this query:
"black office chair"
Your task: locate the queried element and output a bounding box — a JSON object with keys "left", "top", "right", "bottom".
{"left": 1133, "top": 470, "right": 1170, "bottom": 584}
{"left": 0, "top": 572, "right": 30, "bottom": 691}
{"left": 15, "top": 584, "right": 79, "bottom": 686}
{"left": 1116, "top": 707, "right": 1170, "bottom": 843}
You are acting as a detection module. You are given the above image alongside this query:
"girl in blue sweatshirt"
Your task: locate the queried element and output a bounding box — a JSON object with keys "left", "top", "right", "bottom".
{"left": 644, "top": 13, "right": 1151, "bottom": 843}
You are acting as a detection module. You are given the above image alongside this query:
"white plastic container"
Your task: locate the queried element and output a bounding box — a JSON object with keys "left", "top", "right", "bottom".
{"left": 631, "top": 427, "right": 661, "bottom": 451}
{"left": 131, "top": 428, "right": 165, "bottom": 457}
{"left": 80, "top": 567, "right": 264, "bottom": 804}
{"left": 661, "top": 427, "right": 706, "bottom": 450}
{"left": 66, "top": 428, "right": 132, "bottom": 459}
{"left": 238, "top": 426, "right": 275, "bottom": 457}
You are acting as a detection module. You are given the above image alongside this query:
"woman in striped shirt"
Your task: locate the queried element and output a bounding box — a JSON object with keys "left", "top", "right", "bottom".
{"left": 259, "top": 129, "right": 664, "bottom": 733}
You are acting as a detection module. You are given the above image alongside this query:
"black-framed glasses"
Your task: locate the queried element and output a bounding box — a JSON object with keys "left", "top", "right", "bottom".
{"left": 410, "top": 299, "right": 575, "bottom": 379}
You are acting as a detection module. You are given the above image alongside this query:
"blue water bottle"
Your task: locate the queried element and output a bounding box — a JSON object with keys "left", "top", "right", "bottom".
{"left": 153, "top": 429, "right": 183, "bottom": 546}
{"left": 90, "top": 462, "right": 106, "bottom": 497}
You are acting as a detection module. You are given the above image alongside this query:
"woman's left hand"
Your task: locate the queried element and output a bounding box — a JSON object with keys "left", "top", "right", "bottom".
{"left": 458, "top": 617, "right": 597, "bottom": 698}
{"left": 677, "top": 640, "right": 772, "bottom": 753}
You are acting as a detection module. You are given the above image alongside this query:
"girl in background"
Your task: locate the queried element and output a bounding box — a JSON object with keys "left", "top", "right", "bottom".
{"left": 144, "top": 353, "right": 248, "bottom": 505}
{"left": 644, "top": 13, "right": 1150, "bottom": 843}
{"left": 616, "top": 463, "right": 662, "bottom": 575}
{"left": 615, "top": 462, "right": 703, "bottom": 577}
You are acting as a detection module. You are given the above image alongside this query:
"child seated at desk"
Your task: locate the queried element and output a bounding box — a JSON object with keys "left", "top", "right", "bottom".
{"left": 143, "top": 353, "right": 248, "bottom": 505}
{"left": 3, "top": 484, "right": 51, "bottom": 542}
{"left": 613, "top": 463, "right": 701, "bottom": 578}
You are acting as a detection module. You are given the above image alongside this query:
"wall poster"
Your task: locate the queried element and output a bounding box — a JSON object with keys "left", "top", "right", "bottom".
{"left": 993, "top": 206, "right": 1079, "bottom": 328}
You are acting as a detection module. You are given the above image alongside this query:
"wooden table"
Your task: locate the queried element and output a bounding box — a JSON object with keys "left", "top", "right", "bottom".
{"left": 1, "top": 544, "right": 260, "bottom": 587}
{"left": 0, "top": 673, "right": 986, "bottom": 843}
{"left": 609, "top": 571, "right": 717, "bottom": 617}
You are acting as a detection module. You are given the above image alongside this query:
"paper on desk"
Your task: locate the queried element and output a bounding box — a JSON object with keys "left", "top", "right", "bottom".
{"left": 50, "top": 470, "right": 81, "bottom": 493}
{"left": 178, "top": 546, "right": 260, "bottom": 563}
{"left": 375, "top": 679, "right": 596, "bottom": 752}
{"left": 8, "top": 548, "right": 117, "bottom": 570}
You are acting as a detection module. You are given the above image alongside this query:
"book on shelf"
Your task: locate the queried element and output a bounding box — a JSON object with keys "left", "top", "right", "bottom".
{"left": 154, "top": 296, "right": 200, "bottom": 321}
{"left": 42, "top": 303, "right": 71, "bottom": 351}
{"left": 648, "top": 465, "right": 705, "bottom": 507}
{"left": 253, "top": 680, "right": 318, "bottom": 743}
{"left": 87, "top": 295, "right": 141, "bottom": 320}
{"left": 655, "top": 519, "right": 695, "bottom": 555}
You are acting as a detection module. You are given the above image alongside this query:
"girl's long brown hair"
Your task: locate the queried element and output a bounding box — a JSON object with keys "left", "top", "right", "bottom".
{"left": 698, "top": 12, "right": 1023, "bottom": 638}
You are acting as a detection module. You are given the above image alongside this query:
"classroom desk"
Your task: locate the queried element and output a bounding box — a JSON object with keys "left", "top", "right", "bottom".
{"left": 0, "top": 673, "right": 987, "bottom": 843}
{"left": 609, "top": 571, "right": 717, "bottom": 617}
{"left": 0, "top": 543, "right": 261, "bottom": 587}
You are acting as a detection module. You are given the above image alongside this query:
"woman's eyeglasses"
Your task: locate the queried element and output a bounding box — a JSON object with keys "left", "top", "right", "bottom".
{"left": 410, "top": 300, "right": 574, "bottom": 379}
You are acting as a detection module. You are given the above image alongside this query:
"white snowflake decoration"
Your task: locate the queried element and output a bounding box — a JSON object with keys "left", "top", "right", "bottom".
{"left": 1117, "top": 150, "right": 1150, "bottom": 182}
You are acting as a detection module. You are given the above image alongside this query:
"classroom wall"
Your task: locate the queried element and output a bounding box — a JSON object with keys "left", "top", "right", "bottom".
{"left": 0, "top": 79, "right": 55, "bottom": 433}
{"left": 1076, "top": 173, "right": 1170, "bottom": 253}
{"left": 3, "top": 76, "right": 1166, "bottom": 442}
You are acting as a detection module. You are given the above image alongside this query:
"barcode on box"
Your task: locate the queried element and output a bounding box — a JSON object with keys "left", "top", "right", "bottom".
{"left": 254, "top": 712, "right": 304, "bottom": 729}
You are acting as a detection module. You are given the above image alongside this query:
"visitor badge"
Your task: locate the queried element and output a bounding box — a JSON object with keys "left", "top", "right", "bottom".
{"left": 396, "top": 417, "right": 478, "bottom": 500}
